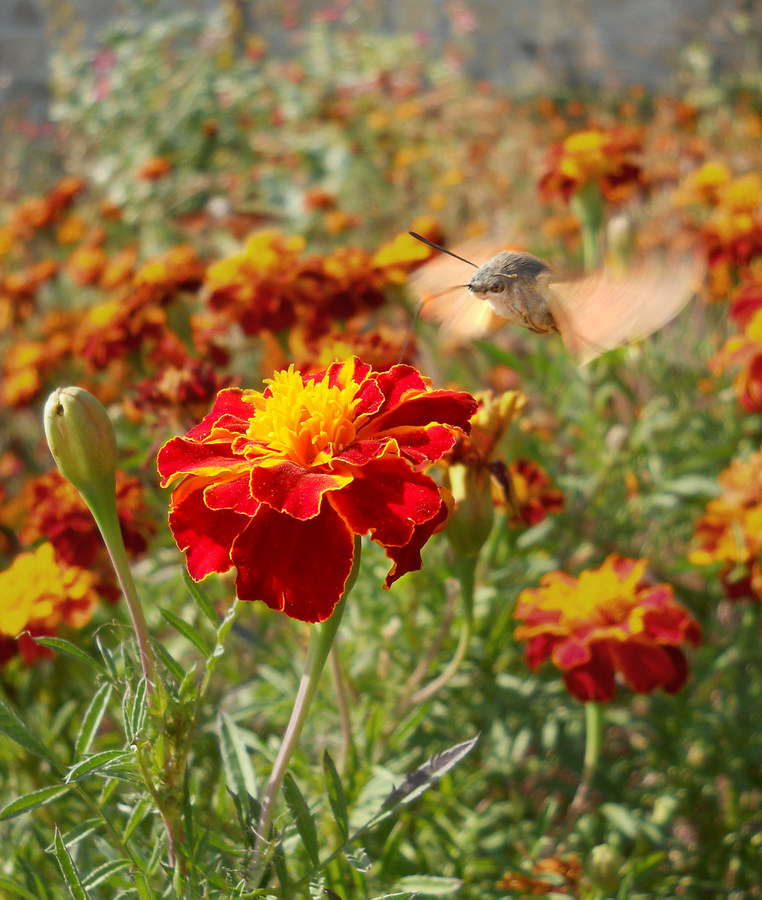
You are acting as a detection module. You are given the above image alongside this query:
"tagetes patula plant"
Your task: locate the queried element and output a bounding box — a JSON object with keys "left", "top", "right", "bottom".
{"left": 158, "top": 356, "right": 477, "bottom": 623}
{"left": 710, "top": 307, "right": 762, "bottom": 413}
{"left": 514, "top": 555, "right": 701, "bottom": 704}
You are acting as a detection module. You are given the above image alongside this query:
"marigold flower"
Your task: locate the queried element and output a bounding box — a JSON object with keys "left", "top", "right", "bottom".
{"left": 15, "top": 470, "right": 154, "bottom": 569}
{"left": 710, "top": 308, "right": 762, "bottom": 413}
{"left": 514, "top": 555, "right": 701, "bottom": 702}
{"left": 501, "top": 458, "right": 564, "bottom": 527}
{"left": 0, "top": 543, "right": 99, "bottom": 665}
{"left": 539, "top": 127, "right": 643, "bottom": 205}
{"left": 158, "top": 357, "right": 477, "bottom": 622}
{"left": 137, "top": 156, "right": 173, "bottom": 180}
{"left": 691, "top": 448, "right": 762, "bottom": 601}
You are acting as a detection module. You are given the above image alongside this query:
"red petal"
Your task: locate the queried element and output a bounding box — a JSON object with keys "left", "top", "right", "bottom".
{"left": 205, "top": 474, "right": 261, "bottom": 516}
{"left": 329, "top": 456, "right": 442, "bottom": 546}
{"left": 157, "top": 436, "right": 239, "bottom": 485}
{"left": 552, "top": 636, "right": 591, "bottom": 670}
{"left": 248, "top": 460, "right": 350, "bottom": 520}
{"left": 168, "top": 482, "right": 246, "bottom": 580}
{"left": 185, "top": 387, "right": 255, "bottom": 440}
{"left": 383, "top": 495, "right": 449, "bottom": 587}
{"left": 613, "top": 640, "right": 682, "bottom": 694}
{"left": 231, "top": 504, "right": 355, "bottom": 622}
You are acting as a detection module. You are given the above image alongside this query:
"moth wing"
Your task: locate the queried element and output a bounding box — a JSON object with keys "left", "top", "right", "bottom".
{"left": 408, "top": 233, "right": 521, "bottom": 341}
{"left": 548, "top": 252, "right": 704, "bottom": 364}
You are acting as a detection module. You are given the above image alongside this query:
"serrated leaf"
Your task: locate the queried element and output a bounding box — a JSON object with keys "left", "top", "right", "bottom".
{"left": 217, "top": 712, "right": 258, "bottom": 800}
{"left": 60, "top": 818, "right": 103, "bottom": 848}
{"left": 152, "top": 640, "right": 185, "bottom": 684}
{"left": 323, "top": 750, "right": 349, "bottom": 840}
{"left": 159, "top": 607, "right": 210, "bottom": 658}
{"left": 32, "top": 637, "right": 102, "bottom": 671}
{"left": 344, "top": 845, "right": 372, "bottom": 873}
{"left": 51, "top": 827, "right": 90, "bottom": 899}
{"left": 282, "top": 772, "right": 320, "bottom": 868}
{"left": 130, "top": 678, "right": 148, "bottom": 739}
{"left": 183, "top": 568, "right": 219, "bottom": 627}
{"left": 76, "top": 683, "right": 113, "bottom": 756}
{"left": 122, "top": 795, "right": 152, "bottom": 844}
{"left": 0, "top": 688, "right": 62, "bottom": 772}
{"left": 65, "top": 750, "right": 135, "bottom": 784}
{"left": 0, "top": 784, "right": 71, "bottom": 821}
{"left": 82, "top": 859, "right": 131, "bottom": 890}
{"left": 396, "top": 875, "right": 463, "bottom": 895}
{"left": 95, "top": 637, "right": 119, "bottom": 682}
{"left": 380, "top": 735, "right": 479, "bottom": 814}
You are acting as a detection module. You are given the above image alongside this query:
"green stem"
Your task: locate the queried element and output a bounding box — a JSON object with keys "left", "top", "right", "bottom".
{"left": 560, "top": 700, "right": 604, "bottom": 847}
{"left": 409, "top": 554, "right": 476, "bottom": 705}
{"left": 250, "top": 538, "right": 362, "bottom": 888}
{"left": 84, "top": 484, "right": 157, "bottom": 701}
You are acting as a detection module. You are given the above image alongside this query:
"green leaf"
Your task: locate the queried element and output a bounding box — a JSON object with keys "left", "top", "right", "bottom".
{"left": 282, "top": 772, "right": 320, "bottom": 868}
{"left": 345, "top": 845, "right": 371, "bottom": 873}
{"left": 0, "top": 784, "right": 71, "bottom": 821}
{"left": 75, "top": 683, "right": 113, "bottom": 756}
{"left": 0, "top": 873, "right": 43, "bottom": 899}
{"left": 122, "top": 795, "right": 152, "bottom": 844}
{"left": 65, "top": 750, "right": 135, "bottom": 784}
{"left": 396, "top": 875, "right": 463, "bottom": 895}
{"left": 323, "top": 750, "right": 349, "bottom": 840}
{"left": 32, "top": 637, "right": 103, "bottom": 671}
{"left": 217, "top": 711, "right": 258, "bottom": 800}
{"left": 95, "top": 637, "right": 119, "bottom": 682}
{"left": 0, "top": 687, "right": 63, "bottom": 772}
{"left": 51, "top": 827, "right": 90, "bottom": 899}
{"left": 159, "top": 607, "right": 210, "bottom": 658}
{"left": 183, "top": 568, "right": 219, "bottom": 627}
{"left": 60, "top": 818, "right": 104, "bottom": 848}
{"left": 380, "top": 735, "right": 479, "bottom": 814}
{"left": 130, "top": 677, "right": 148, "bottom": 739}
{"left": 153, "top": 640, "right": 185, "bottom": 684}
{"left": 82, "top": 859, "right": 131, "bottom": 890}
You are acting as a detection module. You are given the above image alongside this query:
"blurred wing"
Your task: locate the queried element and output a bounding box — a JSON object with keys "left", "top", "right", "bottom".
{"left": 408, "top": 233, "right": 521, "bottom": 341}
{"left": 549, "top": 253, "right": 705, "bottom": 365}
{"left": 418, "top": 285, "right": 499, "bottom": 339}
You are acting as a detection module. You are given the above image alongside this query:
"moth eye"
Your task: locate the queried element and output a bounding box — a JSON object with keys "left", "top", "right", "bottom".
{"left": 491, "top": 282, "right": 504, "bottom": 292}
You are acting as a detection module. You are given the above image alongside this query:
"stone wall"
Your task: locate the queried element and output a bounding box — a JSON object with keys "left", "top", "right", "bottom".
{"left": 1, "top": 0, "right": 760, "bottom": 119}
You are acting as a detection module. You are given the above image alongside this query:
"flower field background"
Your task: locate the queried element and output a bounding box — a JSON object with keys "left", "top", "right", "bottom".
{"left": 1, "top": 9, "right": 762, "bottom": 899}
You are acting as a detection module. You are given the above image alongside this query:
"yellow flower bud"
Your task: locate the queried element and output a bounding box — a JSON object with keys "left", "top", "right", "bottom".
{"left": 445, "top": 462, "right": 495, "bottom": 559}
{"left": 43, "top": 387, "right": 118, "bottom": 500}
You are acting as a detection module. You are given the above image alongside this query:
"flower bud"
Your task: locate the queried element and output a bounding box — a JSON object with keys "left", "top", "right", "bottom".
{"left": 44, "top": 387, "right": 118, "bottom": 500}
{"left": 445, "top": 462, "right": 495, "bottom": 559}
{"left": 587, "top": 843, "right": 624, "bottom": 895}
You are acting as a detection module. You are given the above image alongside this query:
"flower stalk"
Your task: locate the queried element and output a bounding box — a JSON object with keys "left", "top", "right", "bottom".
{"left": 251, "top": 537, "right": 362, "bottom": 887}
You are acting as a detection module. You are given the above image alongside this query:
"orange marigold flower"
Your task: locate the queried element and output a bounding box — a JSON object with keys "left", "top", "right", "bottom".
{"left": 691, "top": 448, "right": 762, "bottom": 601}
{"left": 67, "top": 244, "right": 108, "bottom": 286}
{"left": 158, "top": 357, "right": 477, "bottom": 622}
{"left": 15, "top": 470, "right": 154, "bottom": 569}
{"left": 514, "top": 555, "right": 701, "bottom": 702}
{"left": 0, "top": 331, "right": 72, "bottom": 408}
{"left": 0, "top": 542, "right": 99, "bottom": 665}
{"left": 539, "top": 127, "right": 643, "bottom": 205}
{"left": 73, "top": 292, "right": 167, "bottom": 369}
{"left": 501, "top": 458, "right": 565, "bottom": 527}
{"left": 137, "top": 156, "right": 173, "bottom": 180}
{"left": 710, "top": 308, "right": 762, "bottom": 413}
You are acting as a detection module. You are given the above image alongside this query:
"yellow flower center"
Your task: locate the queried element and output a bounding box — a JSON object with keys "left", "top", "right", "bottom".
{"left": 537, "top": 559, "right": 647, "bottom": 635}
{"left": 246, "top": 362, "right": 361, "bottom": 467}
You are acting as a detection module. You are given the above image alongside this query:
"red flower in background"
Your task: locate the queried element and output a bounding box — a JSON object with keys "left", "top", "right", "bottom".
{"left": 158, "top": 357, "right": 477, "bottom": 622}
{"left": 514, "top": 555, "right": 701, "bottom": 702}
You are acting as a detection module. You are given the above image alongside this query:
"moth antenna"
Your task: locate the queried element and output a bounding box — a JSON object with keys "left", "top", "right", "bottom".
{"left": 408, "top": 232, "right": 478, "bottom": 268}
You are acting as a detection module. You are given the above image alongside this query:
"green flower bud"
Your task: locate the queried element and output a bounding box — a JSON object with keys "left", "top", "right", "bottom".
{"left": 445, "top": 462, "right": 495, "bottom": 560}
{"left": 44, "top": 387, "right": 118, "bottom": 501}
{"left": 587, "top": 843, "right": 624, "bottom": 895}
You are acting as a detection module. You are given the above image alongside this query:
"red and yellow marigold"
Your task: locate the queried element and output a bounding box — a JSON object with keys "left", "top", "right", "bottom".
{"left": 158, "top": 357, "right": 477, "bottom": 622}
{"left": 514, "top": 555, "right": 701, "bottom": 702}
{"left": 0, "top": 542, "right": 99, "bottom": 664}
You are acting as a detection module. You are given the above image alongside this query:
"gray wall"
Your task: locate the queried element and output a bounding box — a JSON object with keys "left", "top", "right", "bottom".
{"left": 1, "top": 0, "right": 760, "bottom": 119}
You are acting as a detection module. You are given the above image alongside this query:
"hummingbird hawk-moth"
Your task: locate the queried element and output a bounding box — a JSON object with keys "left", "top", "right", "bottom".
{"left": 408, "top": 231, "right": 703, "bottom": 364}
